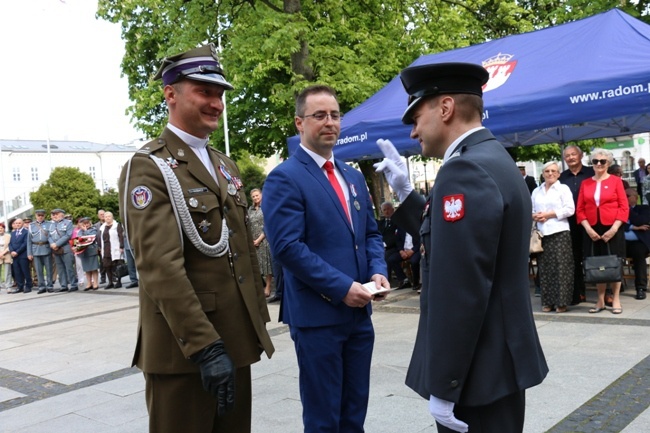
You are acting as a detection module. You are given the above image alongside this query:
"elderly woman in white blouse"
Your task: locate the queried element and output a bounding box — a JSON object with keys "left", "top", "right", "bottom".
{"left": 532, "top": 161, "right": 576, "bottom": 313}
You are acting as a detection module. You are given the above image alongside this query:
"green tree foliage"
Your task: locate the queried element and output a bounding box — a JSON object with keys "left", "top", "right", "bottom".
{"left": 509, "top": 139, "right": 604, "bottom": 164}
{"left": 96, "top": 0, "right": 534, "bottom": 159}
{"left": 98, "top": 188, "right": 120, "bottom": 216}
{"left": 30, "top": 167, "right": 100, "bottom": 219}
{"left": 233, "top": 151, "right": 267, "bottom": 199}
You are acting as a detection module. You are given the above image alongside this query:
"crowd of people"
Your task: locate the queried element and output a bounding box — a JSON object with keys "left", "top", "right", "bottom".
{"left": 0, "top": 208, "right": 138, "bottom": 294}
{"left": 530, "top": 146, "right": 647, "bottom": 317}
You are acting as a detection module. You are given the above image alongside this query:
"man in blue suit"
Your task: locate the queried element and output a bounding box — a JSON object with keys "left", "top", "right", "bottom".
{"left": 263, "top": 85, "right": 389, "bottom": 433}
{"left": 9, "top": 218, "right": 32, "bottom": 294}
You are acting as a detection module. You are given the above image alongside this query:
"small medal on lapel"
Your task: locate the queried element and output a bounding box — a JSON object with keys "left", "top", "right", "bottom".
{"left": 198, "top": 219, "right": 211, "bottom": 233}
{"left": 177, "top": 149, "right": 185, "bottom": 157}
{"left": 227, "top": 184, "right": 237, "bottom": 195}
{"left": 349, "top": 183, "right": 360, "bottom": 211}
{"left": 166, "top": 157, "right": 179, "bottom": 168}
{"left": 188, "top": 197, "right": 198, "bottom": 208}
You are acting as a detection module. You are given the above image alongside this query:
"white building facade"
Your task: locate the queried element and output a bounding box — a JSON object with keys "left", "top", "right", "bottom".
{"left": 0, "top": 139, "right": 138, "bottom": 223}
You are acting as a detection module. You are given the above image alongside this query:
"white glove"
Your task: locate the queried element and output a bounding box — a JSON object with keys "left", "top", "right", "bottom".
{"left": 428, "top": 395, "right": 468, "bottom": 433}
{"left": 373, "top": 138, "right": 413, "bottom": 202}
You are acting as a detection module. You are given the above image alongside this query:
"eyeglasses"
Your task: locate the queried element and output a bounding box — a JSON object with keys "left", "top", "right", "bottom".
{"left": 592, "top": 159, "right": 608, "bottom": 166}
{"left": 301, "top": 111, "right": 343, "bottom": 122}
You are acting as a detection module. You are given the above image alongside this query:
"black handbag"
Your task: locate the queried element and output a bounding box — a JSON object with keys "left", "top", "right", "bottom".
{"left": 114, "top": 260, "right": 129, "bottom": 279}
{"left": 583, "top": 243, "right": 622, "bottom": 284}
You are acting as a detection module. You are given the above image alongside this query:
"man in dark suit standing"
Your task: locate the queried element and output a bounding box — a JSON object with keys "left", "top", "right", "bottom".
{"left": 624, "top": 188, "right": 649, "bottom": 300}
{"left": 263, "top": 85, "right": 389, "bottom": 432}
{"left": 375, "top": 63, "right": 547, "bottom": 433}
{"left": 519, "top": 166, "right": 537, "bottom": 194}
{"left": 379, "top": 202, "right": 412, "bottom": 288}
{"left": 633, "top": 158, "right": 646, "bottom": 199}
{"left": 118, "top": 44, "right": 274, "bottom": 433}
{"left": 8, "top": 218, "right": 32, "bottom": 294}
{"left": 559, "top": 145, "right": 595, "bottom": 305}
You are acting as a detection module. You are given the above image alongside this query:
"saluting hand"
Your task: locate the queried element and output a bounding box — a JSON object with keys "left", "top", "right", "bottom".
{"left": 374, "top": 139, "right": 414, "bottom": 202}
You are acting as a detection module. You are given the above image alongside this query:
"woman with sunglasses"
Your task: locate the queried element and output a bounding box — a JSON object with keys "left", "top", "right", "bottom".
{"left": 576, "top": 148, "right": 629, "bottom": 314}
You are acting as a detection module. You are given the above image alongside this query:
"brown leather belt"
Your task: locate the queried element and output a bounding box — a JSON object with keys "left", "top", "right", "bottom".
{"left": 33, "top": 242, "right": 48, "bottom": 245}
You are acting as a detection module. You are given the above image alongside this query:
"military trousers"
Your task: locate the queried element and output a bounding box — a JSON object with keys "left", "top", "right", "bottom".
{"left": 145, "top": 366, "right": 252, "bottom": 433}
{"left": 33, "top": 254, "right": 54, "bottom": 288}
{"left": 54, "top": 251, "right": 77, "bottom": 289}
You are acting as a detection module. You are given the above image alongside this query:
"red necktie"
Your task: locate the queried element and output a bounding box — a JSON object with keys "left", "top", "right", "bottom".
{"left": 323, "top": 161, "right": 350, "bottom": 222}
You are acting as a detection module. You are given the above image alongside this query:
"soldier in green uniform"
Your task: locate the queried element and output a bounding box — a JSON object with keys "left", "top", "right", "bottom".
{"left": 119, "top": 44, "right": 274, "bottom": 433}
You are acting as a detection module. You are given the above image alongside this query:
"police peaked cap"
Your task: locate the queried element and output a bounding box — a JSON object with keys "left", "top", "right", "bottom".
{"left": 400, "top": 62, "right": 489, "bottom": 124}
{"left": 154, "top": 43, "right": 234, "bottom": 90}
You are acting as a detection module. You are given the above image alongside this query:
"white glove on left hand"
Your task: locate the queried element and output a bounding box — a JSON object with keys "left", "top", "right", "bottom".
{"left": 373, "top": 138, "right": 413, "bottom": 202}
{"left": 428, "top": 395, "right": 468, "bottom": 433}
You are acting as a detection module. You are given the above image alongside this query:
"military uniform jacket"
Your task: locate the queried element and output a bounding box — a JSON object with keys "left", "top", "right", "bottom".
{"left": 49, "top": 219, "right": 73, "bottom": 254}
{"left": 118, "top": 128, "right": 274, "bottom": 374}
{"left": 393, "top": 129, "right": 548, "bottom": 407}
{"left": 27, "top": 221, "right": 53, "bottom": 256}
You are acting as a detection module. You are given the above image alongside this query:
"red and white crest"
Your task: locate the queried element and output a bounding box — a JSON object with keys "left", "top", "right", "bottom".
{"left": 482, "top": 53, "right": 517, "bottom": 93}
{"left": 443, "top": 195, "right": 464, "bottom": 222}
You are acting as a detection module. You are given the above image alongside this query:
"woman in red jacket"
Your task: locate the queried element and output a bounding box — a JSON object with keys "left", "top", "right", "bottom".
{"left": 576, "top": 148, "right": 629, "bottom": 314}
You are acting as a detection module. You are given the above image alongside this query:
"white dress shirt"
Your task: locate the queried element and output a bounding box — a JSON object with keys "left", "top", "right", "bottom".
{"left": 531, "top": 181, "right": 575, "bottom": 236}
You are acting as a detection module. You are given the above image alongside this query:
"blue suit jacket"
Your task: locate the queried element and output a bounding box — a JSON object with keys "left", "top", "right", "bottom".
{"left": 9, "top": 229, "right": 28, "bottom": 259}
{"left": 262, "top": 146, "right": 386, "bottom": 327}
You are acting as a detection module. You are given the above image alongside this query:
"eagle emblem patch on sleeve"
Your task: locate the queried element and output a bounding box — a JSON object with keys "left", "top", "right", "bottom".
{"left": 443, "top": 195, "right": 464, "bottom": 222}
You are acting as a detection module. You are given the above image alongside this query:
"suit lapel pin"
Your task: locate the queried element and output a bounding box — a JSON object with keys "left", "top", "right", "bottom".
{"left": 177, "top": 149, "right": 185, "bottom": 157}
{"left": 188, "top": 197, "right": 198, "bottom": 208}
{"left": 166, "top": 157, "right": 179, "bottom": 168}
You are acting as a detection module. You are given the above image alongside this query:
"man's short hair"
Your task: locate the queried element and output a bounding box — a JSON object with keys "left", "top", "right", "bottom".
{"left": 295, "top": 85, "right": 338, "bottom": 116}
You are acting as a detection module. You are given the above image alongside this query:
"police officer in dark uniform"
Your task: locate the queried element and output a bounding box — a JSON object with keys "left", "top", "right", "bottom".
{"left": 49, "top": 208, "right": 77, "bottom": 292}
{"left": 375, "top": 62, "right": 548, "bottom": 433}
{"left": 118, "top": 44, "right": 274, "bottom": 433}
{"left": 27, "top": 209, "right": 54, "bottom": 294}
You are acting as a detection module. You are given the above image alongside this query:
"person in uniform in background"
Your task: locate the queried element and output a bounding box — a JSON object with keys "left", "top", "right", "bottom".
{"left": 633, "top": 158, "right": 646, "bottom": 199}
{"left": 375, "top": 62, "right": 548, "bottom": 433}
{"left": 27, "top": 209, "right": 54, "bottom": 294}
{"left": 49, "top": 209, "right": 77, "bottom": 292}
{"left": 75, "top": 217, "right": 100, "bottom": 291}
{"left": 118, "top": 43, "right": 274, "bottom": 433}
{"left": 519, "top": 165, "right": 537, "bottom": 194}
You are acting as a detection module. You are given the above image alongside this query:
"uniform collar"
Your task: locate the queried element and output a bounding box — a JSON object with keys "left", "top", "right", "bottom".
{"left": 167, "top": 123, "right": 209, "bottom": 149}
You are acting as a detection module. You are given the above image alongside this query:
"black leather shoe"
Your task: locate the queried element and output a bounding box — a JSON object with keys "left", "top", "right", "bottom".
{"left": 267, "top": 295, "right": 281, "bottom": 303}
{"left": 397, "top": 280, "right": 412, "bottom": 290}
{"left": 114, "top": 282, "right": 122, "bottom": 289}
{"left": 636, "top": 289, "right": 647, "bottom": 300}
{"left": 47, "top": 288, "right": 54, "bottom": 293}
{"left": 104, "top": 283, "right": 114, "bottom": 290}
{"left": 69, "top": 287, "right": 78, "bottom": 292}
{"left": 54, "top": 287, "right": 69, "bottom": 293}
{"left": 8, "top": 288, "right": 23, "bottom": 294}
{"left": 24, "top": 289, "right": 32, "bottom": 293}
{"left": 125, "top": 282, "right": 138, "bottom": 289}
{"left": 37, "top": 288, "right": 47, "bottom": 294}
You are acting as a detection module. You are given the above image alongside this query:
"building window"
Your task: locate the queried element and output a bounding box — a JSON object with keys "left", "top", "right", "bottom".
{"left": 89, "top": 166, "right": 96, "bottom": 179}
{"left": 12, "top": 167, "right": 20, "bottom": 182}
{"left": 31, "top": 167, "right": 39, "bottom": 181}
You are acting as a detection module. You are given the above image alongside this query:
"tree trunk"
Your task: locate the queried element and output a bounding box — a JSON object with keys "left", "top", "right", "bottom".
{"left": 284, "top": 0, "right": 314, "bottom": 81}
{"left": 358, "top": 160, "right": 393, "bottom": 219}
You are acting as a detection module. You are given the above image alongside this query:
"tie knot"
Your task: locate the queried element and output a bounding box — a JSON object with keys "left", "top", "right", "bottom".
{"left": 323, "top": 161, "right": 334, "bottom": 173}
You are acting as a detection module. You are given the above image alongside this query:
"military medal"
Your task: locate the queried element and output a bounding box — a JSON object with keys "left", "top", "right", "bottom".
{"left": 177, "top": 149, "right": 185, "bottom": 157}
{"left": 232, "top": 176, "right": 243, "bottom": 190}
{"left": 219, "top": 165, "right": 238, "bottom": 195}
{"left": 188, "top": 197, "right": 198, "bottom": 208}
{"left": 198, "top": 219, "right": 211, "bottom": 233}
{"left": 166, "top": 157, "right": 179, "bottom": 168}
{"left": 349, "top": 183, "right": 360, "bottom": 211}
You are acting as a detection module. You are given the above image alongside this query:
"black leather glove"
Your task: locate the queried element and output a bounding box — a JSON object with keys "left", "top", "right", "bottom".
{"left": 190, "top": 340, "right": 235, "bottom": 416}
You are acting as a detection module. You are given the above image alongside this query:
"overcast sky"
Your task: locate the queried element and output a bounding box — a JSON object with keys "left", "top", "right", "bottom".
{"left": 1, "top": 0, "right": 142, "bottom": 144}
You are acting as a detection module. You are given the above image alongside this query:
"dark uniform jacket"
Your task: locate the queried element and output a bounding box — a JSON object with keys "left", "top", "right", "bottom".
{"left": 393, "top": 128, "right": 548, "bottom": 407}
{"left": 118, "top": 128, "right": 274, "bottom": 374}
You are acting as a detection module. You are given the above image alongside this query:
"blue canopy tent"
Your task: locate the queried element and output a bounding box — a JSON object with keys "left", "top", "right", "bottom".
{"left": 287, "top": 9, "right": 650, "bottom": 161}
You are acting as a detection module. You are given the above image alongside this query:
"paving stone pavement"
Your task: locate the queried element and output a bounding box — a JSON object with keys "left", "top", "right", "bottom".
{"left": 0, "top": 278, "right": 649, "bottom": 432}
